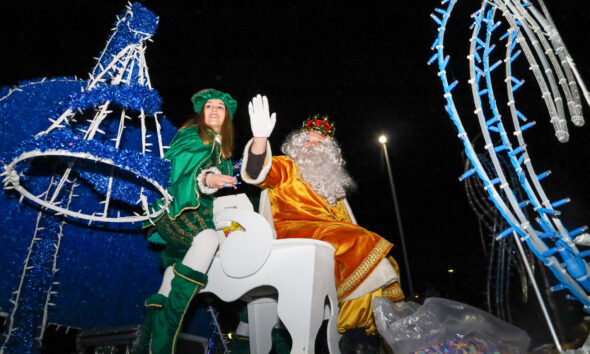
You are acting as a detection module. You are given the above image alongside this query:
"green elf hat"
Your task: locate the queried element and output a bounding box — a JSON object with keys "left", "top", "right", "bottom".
{"left": 301, "top": 114, "right": 335, "bottom": 138}
{"left": 191, "top": 88, "right": 237, "bottom": 119}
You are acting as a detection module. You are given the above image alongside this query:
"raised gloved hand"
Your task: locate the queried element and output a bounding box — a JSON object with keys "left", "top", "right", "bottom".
{"left": 248, "top": 94, "right": 276, "bottom": 138}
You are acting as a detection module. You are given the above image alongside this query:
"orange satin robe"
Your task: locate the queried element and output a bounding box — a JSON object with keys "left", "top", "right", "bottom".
{"left": 259, "top": 156, "right": 393, "bottom": 302}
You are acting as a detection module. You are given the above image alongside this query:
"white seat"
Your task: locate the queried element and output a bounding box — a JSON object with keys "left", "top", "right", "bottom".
{"left": 200, "top": 192, "right": 344, "bottom": 354}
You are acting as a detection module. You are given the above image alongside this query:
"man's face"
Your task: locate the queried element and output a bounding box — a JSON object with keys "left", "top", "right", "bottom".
{"left": 304, "top": 131, "right": 325, "bottom": 148}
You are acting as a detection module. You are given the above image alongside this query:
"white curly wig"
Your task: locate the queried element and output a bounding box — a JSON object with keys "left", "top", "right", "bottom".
{"left": 282, "top": 131, "right": 356, "bottom": 205}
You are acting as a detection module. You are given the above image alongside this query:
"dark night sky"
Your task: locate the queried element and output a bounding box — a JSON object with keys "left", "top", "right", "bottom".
{"left": 2, "top": 0, "right": 590, "bottom": 312}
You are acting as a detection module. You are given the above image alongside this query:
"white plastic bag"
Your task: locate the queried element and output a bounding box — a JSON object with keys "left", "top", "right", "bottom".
{"left": 373, "top": 296, "right": 530, "bottom": 353}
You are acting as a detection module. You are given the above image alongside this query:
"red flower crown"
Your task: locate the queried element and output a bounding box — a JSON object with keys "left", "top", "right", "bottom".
{"left": 301, "top": 114, "right": 335, "bottom": 138}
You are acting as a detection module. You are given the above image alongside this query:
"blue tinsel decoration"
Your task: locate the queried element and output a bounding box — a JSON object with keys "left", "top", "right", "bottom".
{"left": 0, "top": 3, "right": 177, "bottom": 353}
{"left": 68, "top": 83, "right": 162, "bottom": 115}
{"left": 0, "top": 77, "right": 85, "bottom": 158}
{"left": 91, "top": 3, "right": 159, "bottom": 85}
{"left": 12, "top": 130, "right": 171, "bottom": 205}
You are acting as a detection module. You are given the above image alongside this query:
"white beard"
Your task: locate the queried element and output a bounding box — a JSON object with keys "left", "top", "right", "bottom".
{"left": 282, "top": 132, "right": 356, "bottom": 205}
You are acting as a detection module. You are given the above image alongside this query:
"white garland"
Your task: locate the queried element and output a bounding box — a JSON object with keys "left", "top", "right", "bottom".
{"left": 37, "top": 182, "right": 77, "bottom": 344}
{"left": 1, "top": 176, "right": 56, "bottom": 351}
{"left": 2, "top": 149, "right": 171, "bottom": 223}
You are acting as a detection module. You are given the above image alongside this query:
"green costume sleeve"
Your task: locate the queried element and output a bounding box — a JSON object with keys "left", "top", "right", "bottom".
{"left": 145, "top": 126, "right": 233, "bottom": 247}
{"left": 147, "top": 126, "right": 233, "bottom": 220}
{"left": 165, "top": 126, "right": 219, "bottom": 218}
{"left": 165, "top": 127, "right": 211, "bottom": 218}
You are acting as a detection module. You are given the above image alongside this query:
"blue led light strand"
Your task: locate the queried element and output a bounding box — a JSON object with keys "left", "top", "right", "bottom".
{"left": 428, "top": 0, "right": 590, "bottom": 323}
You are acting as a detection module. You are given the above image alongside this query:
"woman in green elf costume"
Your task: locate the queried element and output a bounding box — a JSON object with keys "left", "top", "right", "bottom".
{"left": 137, "top": 88, "right": 238, "bottom": 354}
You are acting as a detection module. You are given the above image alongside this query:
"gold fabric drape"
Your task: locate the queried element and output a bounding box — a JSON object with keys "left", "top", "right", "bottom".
{"left": 261, "top": 156, "right": 394, "bottom": 301}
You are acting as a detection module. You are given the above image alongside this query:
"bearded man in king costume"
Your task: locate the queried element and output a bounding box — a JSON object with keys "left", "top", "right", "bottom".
{"left": 240, "top": 95, "right": 405, "bottom": 350}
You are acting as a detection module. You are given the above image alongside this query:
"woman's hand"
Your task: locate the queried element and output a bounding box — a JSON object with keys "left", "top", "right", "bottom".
{"left": 206, "top": 173, "right": 238, "bottom": 189}
{"left": 248, "top": 94, "right": 276, "bottom": 138}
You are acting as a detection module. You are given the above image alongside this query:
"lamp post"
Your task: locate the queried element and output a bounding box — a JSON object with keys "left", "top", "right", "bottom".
{"left": 378, "top": 135, "right": 415, "bottom": 299}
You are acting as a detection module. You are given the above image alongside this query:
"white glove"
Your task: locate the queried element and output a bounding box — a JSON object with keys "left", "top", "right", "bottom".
{"left": 248, "top": 94, "right": 276, "bottom": 138}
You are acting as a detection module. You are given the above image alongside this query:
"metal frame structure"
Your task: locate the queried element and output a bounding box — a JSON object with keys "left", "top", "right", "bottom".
{"left": 0, "top": 4, "right": 170, "bottom": 351}
{"left": 428, "top": 0, "right": 590, "bottom": 349}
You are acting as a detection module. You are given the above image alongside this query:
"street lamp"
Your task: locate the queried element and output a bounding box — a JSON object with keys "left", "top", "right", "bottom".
{"left": 378, "top": 135, "right": 414, "bottom": 299}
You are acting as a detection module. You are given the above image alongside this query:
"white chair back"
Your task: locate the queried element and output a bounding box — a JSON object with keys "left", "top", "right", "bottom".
{"left": 258, "top": 189, "right": 277, "bottom": 238}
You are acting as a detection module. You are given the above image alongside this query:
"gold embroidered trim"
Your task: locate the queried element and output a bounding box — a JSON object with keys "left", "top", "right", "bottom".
{"left": 195, "top": 209, "right": 209, "bottom": 230}
{"left": 144, "top": 302, "right": 163, "bottom": 308}
{"left": 154, "top": 209, "right": 210, "bottom": 248}
{"left": 171, "top": 286, "right": 201, "bottom": 353}
{"left": 382, "top": 283, "right": 405, "bottom": 301}
{"left": 155, "top": 216, "right": 191, "bottom": 247}
{"left": 337, "top": 238, "right": 391, "bottom": 300}
{"left": 179, "top": 213, "right": 202, "bottom": 235}
{"left": 172, "top": 266, "right": 206, "bottom": 287}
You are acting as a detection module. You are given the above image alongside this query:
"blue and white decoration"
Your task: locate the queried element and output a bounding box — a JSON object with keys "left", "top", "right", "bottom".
{"left": 429, "top": 0, "right": 590, "bottom": 348}
{"left": 0, "top": 3, "right": 177, "bottom": 353}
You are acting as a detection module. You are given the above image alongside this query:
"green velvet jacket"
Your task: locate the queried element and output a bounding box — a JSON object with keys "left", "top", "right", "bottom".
{"left": 144, "top": 126, "right": 232, "bottom": 265}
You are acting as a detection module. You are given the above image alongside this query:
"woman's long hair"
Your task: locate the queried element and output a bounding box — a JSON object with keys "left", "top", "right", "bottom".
{"left": 181, "top": 106, "right": 234, "bottom": 159}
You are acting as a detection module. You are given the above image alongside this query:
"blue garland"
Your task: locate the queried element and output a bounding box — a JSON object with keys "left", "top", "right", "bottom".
{"left": 0, "top": 77, "right": 85, "bottom": 159}
{"left": 91, "top": 3, "right": 158, "bottom": 84}
{"left": 13, "top": 130, "right": 170, "bottom": 205}
{"left": 69, "top": 83, "right": 162, "bottom": 115}
{"left": 0, "top": 3, "right": 175, "bottom": 353}
{"left": 6, "top": 195, "right": 64, "bottom": 354}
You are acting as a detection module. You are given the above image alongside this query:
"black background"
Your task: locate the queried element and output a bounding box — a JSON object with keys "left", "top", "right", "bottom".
{"left": 2, "top": 0, "right": 590, "bottom": 343}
